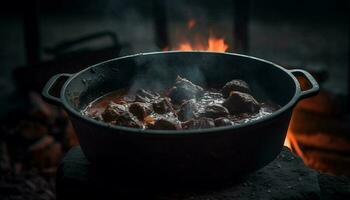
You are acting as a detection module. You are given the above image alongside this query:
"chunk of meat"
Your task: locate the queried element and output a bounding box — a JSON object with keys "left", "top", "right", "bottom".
{"left": 129, "top": 102, "right": 152, "bottom": 120}
{"left": 198, "top": 104, "right": 229, "bottom": 119}
{"left": 177, "top": 99, "right": 198, "bottom": 121}
{"left": 222, "top": 79, "right": 251, "bottom": 98}
{"left": 85, "top": 75, "right": 278, "bottom": 131}
{"left": 182, "top": 118, "right": 215, "bottom": 129}
{"left": 149, "top": 118, "right": 182, "bottom": 130}
{"left": 152, "top": 98, "right": 174, "bottom": 114}
{"left": 169, "top": 76, "right": 204, "bottom": 104}
{"left": 101, "top": 102, "right": 128, "bottom": 122}
{"left": 112, "top": 111, "right": 143, "bottom": 128}
{"left": 214, "top": 117, "right": 233, "bottom": 127}
{"left": 222, "top": 91, "right": 260, "bottom": 115}
{"left": 101, "top": 102, "right": 142, "bottom": 128}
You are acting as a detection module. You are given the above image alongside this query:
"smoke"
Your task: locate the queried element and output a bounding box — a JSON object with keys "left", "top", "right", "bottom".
{"left": 127, "top": 52, "right": 211, "bottom": 95}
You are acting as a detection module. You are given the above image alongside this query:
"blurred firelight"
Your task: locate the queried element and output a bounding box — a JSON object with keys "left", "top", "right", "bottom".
{"left": 170, "top": 19, "right": 229, "bottom": 52}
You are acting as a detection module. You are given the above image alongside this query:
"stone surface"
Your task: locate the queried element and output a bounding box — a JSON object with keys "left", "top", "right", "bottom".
{"left": 55, "top": 146, "right": 349, "bottom": 200}
{"left": 318, "top": 174, "right": 350, "bottom": 200}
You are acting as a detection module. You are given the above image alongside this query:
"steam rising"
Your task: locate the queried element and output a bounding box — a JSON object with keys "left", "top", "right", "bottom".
{"left": 127, "top": 53, "right": 208, "bottom": 95}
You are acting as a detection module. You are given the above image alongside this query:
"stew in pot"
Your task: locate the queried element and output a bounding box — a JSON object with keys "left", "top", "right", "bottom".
{"left": 82, "top": 76, "right": 279, "bottom": 130}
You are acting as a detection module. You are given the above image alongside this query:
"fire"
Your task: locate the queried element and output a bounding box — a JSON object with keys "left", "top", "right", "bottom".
{"left": 285, "top": 126, "right": 305, "bottom": 158}
{"left": 174, "top": 33, "right": 229, "bottom": 52}
{"left": 208, "top": 38, "right": 229, "bottom": 52}
{"left": 171, "top": 19, "right": 229, "bottom": 52}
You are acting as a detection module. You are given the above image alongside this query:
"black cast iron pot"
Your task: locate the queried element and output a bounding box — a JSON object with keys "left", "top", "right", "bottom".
{"left": 42, "top": 51, "right": 319, "bottom": 183}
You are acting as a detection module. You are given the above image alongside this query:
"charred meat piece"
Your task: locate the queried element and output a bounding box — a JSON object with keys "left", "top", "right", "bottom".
{"left": 129, "top": 102, "right": 152, "bottom": 120}
{"left": 182, "top": 117, "right": 215, "bottom": 129}
{"left": 101, "top": 102, "right": 142, "bottom": 128}
{"left": 112, "top": 111, "right": 143, "bottom": 128}
{"left": 198, "top": 104, "right": 229, "bottom": 119}
{"left": 101, "top": 102, "right": 128, "bottom": 122}
{"left": 149, "top": 118, "right": 182, "bottom": 130}
{"left": 222, "top": 79, "right": 251, "bottom": 98}
{"left": 152, "top": 98, "right": 174, "bottom": 114}
{"left": 214, "top": 117, "right": 233, "bottom": 127}
{"left": 177, "top": 99, "right": 198, "bottom": 121}
{"left": 135, "top": 89, "right": 159, "bottom": 103}
{"left": 169, "top": 76, "right": 204, "bottom": 103}
{"left": 222, "top": 91, "right": 260, "bottom": 115}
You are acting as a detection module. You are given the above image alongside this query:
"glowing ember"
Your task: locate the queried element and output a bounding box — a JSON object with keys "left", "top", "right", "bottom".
{"left": 170, "top": 19, "right": 229, "bottom": 52}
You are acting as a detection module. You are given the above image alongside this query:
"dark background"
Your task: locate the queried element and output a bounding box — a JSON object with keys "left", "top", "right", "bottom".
{"left": 0, "top": 1, "right": 349, "bottom": 199}
{"left": 0, "top": 0, "right": 348, "bottom": 117}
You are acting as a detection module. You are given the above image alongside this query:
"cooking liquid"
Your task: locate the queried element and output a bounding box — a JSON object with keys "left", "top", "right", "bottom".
{"left": 82, "top": 88, "right": 279, "bottom": 129}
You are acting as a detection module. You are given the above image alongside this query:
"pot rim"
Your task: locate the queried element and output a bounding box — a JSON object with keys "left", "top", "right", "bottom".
{"left": 60, "top": 51, "right": 306, "bottom": 135}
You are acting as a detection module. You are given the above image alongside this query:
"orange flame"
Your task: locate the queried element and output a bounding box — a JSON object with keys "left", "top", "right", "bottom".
{"left": 284, "top": 114, "right": 304, "bottom": 158}
{"left": 170, "top": 19, "right": 229, "bottom": 52}
{"left": 285, "top": 128, "right": 305, "bottom": 158}
{"left": 208, "top": 38, "right": 229, "bottom": 52}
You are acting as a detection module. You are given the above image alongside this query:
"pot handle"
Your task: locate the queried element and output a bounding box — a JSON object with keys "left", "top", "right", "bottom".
{"left": 289, "top": 69, "right": 319, "bottom": 100}
{"left": 42, "top": 73, "right": 71, "bottom": 106}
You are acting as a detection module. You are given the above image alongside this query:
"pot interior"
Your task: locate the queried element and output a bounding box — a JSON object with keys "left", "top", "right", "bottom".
{"left": 63, "top": 52, "right": 297, "bottom": 113}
